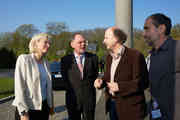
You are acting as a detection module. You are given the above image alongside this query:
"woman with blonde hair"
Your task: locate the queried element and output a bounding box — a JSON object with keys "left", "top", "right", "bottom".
{"left": 12, "top": 33, "right": 54, "bottom": 120}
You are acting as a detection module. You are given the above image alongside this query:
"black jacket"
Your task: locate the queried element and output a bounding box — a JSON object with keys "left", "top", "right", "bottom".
{"left": 61, "top": 52, "right": 98, "bottom": 111}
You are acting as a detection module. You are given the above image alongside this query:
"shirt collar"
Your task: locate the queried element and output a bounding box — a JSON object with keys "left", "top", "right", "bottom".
{"left": 160, "top": 37, "right": 172, "bottom": 51}
{"left": 151, "top": 37, "right": 171, "bottom": 53}
{"left": 110, "top": 45, "right": 125, "bottom": 59}
{"left": 74, "top": 52, "right": 85, "bottom": 59}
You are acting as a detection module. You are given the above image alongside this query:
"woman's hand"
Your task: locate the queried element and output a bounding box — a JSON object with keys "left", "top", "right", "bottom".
{"left": 20, "top": 114, "right": 29, "bottom": 120}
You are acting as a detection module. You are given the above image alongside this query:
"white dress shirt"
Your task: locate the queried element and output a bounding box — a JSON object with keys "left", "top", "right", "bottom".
{"left": 110, "top": 46, "right": 125, "bottom": 95}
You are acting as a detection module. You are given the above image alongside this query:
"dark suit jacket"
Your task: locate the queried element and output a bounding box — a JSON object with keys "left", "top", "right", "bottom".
{"left": 103, "top": 47, "right": 149, "bottom": 120}
{"left": 149, "top": 38, "right": 180, "bottom": 120}
{"left": 175, "top": 39, "right": 180, "bottom": 120}
{"left": 61, "top": 52, "right": 98, "bottom": 111}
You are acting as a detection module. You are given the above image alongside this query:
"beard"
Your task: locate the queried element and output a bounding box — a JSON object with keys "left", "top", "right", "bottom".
{"left": 144, "top": 37, "right": 154, "bottom": 47}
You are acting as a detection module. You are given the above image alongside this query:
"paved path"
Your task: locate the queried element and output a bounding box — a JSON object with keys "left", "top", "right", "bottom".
{"left": 0, "top": 69, "right": 14, "bottom": 78}
{"left": 0, "top": 91, "right": 68, "bottom": 120}
{"left": 0, "top": 68, "right": 150, "bottom": 120}
{"left": 0, "top": 69, "right": 107, "bottom": 120}
{"left": 0, "top": 90, "right": 106, "bottom": 120}
{"left": 0, "top": 100, "right": 15, "bottom": 120}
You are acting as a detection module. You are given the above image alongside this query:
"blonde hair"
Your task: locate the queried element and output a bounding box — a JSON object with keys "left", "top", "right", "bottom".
{"left": 29, "top": 33, "right": 51, "bottom": 53}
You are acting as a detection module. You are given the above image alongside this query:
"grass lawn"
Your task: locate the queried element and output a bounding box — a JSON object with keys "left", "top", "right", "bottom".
{"left": 0, "top": 94, "right": 14, "bottom": 99}
{"left": 0, "top": 77, "right": 14, "bottom": 99}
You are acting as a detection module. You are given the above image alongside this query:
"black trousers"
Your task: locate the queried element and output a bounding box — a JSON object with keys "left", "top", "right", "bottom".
{"left": 67, "top": 107, "right": 95, "bottom": 120}
{"left": 106, "top": 98, "right": 119, "bottom": 120}
{"left": 15, "top": 100, "right": 50, "bottom": 120}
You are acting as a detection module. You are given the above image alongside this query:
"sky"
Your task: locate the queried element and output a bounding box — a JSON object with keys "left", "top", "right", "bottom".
{"left": 1, "top": 0, "right": 180, "bottom": 33}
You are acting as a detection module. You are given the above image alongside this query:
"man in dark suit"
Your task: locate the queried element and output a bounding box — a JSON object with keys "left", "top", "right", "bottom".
{"left": 143, "top": 13, "right": 180, "bottom": 120}
{"left": 94, "top": 27, "right": 149, "bottom": 120}
{"left": 61, "top": 33, "right": 99, "bottom": 120}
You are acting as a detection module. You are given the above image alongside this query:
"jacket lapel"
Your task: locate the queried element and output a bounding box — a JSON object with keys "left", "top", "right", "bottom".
{"left": 114, "top": 47, "right": 128, "bottom": 79}
{"left": 83, "top": 53, "right": 88, "bottom": 77}
{"left": 71, "top": 54, "right": 82, "bottom": 77}
{"left": 31, "top": 54, "right": 41, "bottom": 83}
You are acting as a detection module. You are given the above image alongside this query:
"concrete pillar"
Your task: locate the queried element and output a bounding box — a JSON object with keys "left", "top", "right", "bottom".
{"left": 115, "top": 0, "right": 133, "bottom": 48}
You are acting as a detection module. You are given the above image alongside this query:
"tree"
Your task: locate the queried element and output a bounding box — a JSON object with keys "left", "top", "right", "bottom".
{"left": 8, "top": 32, "right": 30, "bottom": 57}
{"left": 171, "top": 24, "right": 180, "bottom": 39}
{"left": 0, "top": 47, "right": 16, "bottom": 68}
{"left": 46, "top": 22, "right": 68, "bottom": 35}
{"left": 15, "top": 24, "right": 39, "bottom": 38}
{"left": 0, "top": 32, "right": 13, "bottom": 48}
{"left": 133, "top": 28, "right": 150, "bottom": 57}
{"left": 86, "top": 28, "right": 105, "bottom": 59}
{"left": 46, "top": 31, "right": 72, "bottom": 61}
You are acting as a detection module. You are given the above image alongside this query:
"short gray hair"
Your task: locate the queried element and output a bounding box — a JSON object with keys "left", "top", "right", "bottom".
{"left": 29, "top": 33, "right": 51, "bottom": 53}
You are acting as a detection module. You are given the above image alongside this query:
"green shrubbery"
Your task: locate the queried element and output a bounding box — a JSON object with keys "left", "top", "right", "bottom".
{"left": 0, "top": 77, "right": 14, "bottom": 99}
{"left": 0, "top": 48, "right": 16, "bottom": 69}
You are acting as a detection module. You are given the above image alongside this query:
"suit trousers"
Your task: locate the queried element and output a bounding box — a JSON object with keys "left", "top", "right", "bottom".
{"left": 68, "top": 107, "right": 95, "bottom": 120}
{"left": 106, "top": 99, "right": 119, "bottom": 120}
{"left": 15, "top": 100, "right": 50, "bottom": 120}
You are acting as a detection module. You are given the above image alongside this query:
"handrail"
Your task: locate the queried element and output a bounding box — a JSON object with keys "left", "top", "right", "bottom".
{"left": 0, "top": 95, "right": 15, "bottom": 104}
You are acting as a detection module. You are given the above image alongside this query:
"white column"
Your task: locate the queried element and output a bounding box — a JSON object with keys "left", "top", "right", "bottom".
{"left": 115, "top": 0, "right": 133, "bottom": 48}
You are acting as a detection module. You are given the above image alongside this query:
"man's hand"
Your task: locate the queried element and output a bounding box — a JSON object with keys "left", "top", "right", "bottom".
{"left": 107, "top": 82, "right": 119, "bottom": 93}
{"left": 49, "top": 107, "right": 55, "bottom": 115}
{"left": 94, "top": 78, "right": 103, "bottom": 88}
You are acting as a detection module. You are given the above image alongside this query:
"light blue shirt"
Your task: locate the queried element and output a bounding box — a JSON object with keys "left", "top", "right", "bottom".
{"left": 74, "top": 52, "right": 85, "bottom": 66}
{"left": 37, "top": 63, "right": 48, "bottom": 101}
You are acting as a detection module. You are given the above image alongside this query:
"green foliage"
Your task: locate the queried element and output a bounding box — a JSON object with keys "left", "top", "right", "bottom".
{"left": 65, "top": 47, "right": 74, "bottom": 55}
{"left": 7, "top": 32, "right": 30, "bottom": 57}
{"left": 56, "top": 32, "right": 72, "bottom": 50}
{"left": 171, "top": 24, "right": 180, "bottom": 39}
{"left": 0, "top": 47, "right": 16, "bottom": 68}
{"left": 0, "top": 32, "right": 13, "bottom": 48}
{"left": 46, "top": 22, "right": 68, "bottom": 35}
{"left": 133, "top": 28, "right": 151, "bottom": 57}
{"left": 1, "top": 22, "right": 180, "bottom": 62}
{"left": 79, "top": 28, "right": 106, "bottom": 59}
{"left": 0, "top": 77, "right": 14, "bottom": 94}
{"left": 46, "top": 32, "right": 72, "bottom": 61}
{"left": 15, "top": 24, "right": 39, "bottom": 38}
{"left": 96, "top": 47, "right": 105, "bottom": 60}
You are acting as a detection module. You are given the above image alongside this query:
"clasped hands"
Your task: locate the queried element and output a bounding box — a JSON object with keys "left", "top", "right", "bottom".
{"left": 94, "top": 78, "right": 119, "bottom": 93}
